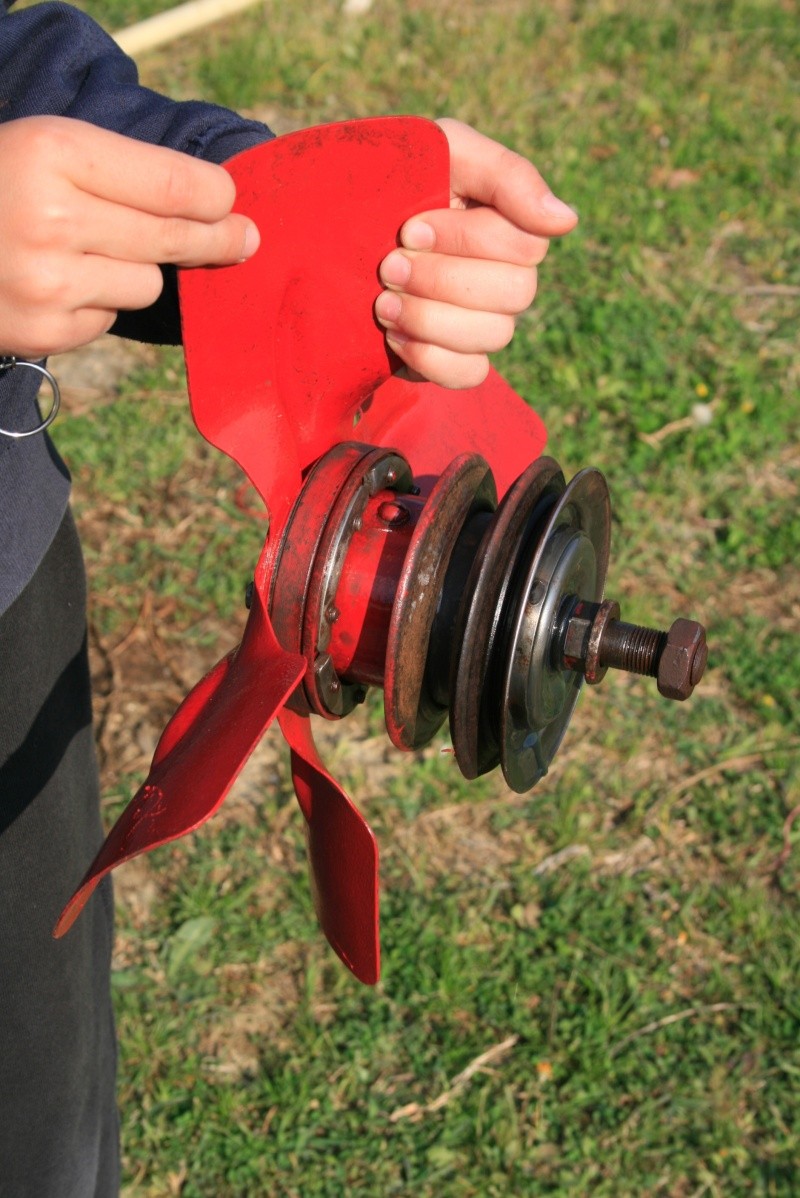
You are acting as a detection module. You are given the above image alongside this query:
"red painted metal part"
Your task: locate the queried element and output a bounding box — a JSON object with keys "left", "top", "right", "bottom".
{"left": 180, "top": 116, "right": 451, "bottom": 534}
{"left": 266, "top": 442, "right": 370, "bottom": 709}
{"left": 57, "top": 117, "right": 549, "bottom": 986}
{"left": 55, "top": 590, "right": 305, "bottom": 936}
{"left": 326, "top": 489, "right": 423, "bottom": 686}
{"left": 357, "top": 370, "right": 547, "bottom": 501}
{"left": 279, "top": 708, "right": 379, "bottom": 985}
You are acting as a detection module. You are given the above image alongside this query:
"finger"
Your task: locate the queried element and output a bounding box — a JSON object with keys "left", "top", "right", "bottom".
{"left": 7, "top": 253, "right": 163, "bottom": 331}
{"left": 436, "top": 117, "right": 578, "bottom": 236}
{"left": 61, "top": 309, "right": 119, "bottom": 351}
{"left": 386, "top": 335, "right": 490, "bottom": 390}
{"left": 400, "top": 205, "right": 550, "bottom": 267}
{"left": 380, "top": 249, "right": 537, "bottom": 315}
{"left": 374, "top": 291, "right": 515, "bottom": 355}
{"left": 78, "top": 257, "right": 165, "bottom": 311}
{"left": 58, "top": 120, "right": 238, "bottom": 221}
{"left": 0, "top": 308, "right": 117, "bottom": 360}
{"left": 77, "top": 194, "right": 259, "bottom": 266}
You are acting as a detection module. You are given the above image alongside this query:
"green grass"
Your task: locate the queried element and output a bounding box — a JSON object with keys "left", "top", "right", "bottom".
{"left": 48, "top": 0, "right": 800, "bottom": 1193}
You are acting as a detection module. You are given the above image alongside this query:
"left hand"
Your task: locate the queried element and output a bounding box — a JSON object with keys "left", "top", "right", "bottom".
{"left": 375, "top": 118, "right": 578, "bottom": 389}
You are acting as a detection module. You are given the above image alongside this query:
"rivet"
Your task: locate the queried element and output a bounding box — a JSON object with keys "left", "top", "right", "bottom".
{"left": 377, "top": 500, "right": 410, "bottom": 528}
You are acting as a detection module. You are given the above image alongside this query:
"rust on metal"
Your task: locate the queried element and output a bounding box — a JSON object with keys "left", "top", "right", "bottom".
{"left": 384, "top": 454, "right": 497, "bottom": 752}
{"left": 449, "top": 457, "right": 565, "bottom": 779}
{"left": 657, "top": 618, "right": 709, "bottom": 701}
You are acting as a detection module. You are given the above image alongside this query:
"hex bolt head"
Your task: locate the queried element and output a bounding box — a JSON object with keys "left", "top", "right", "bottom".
{"left": 657, "top": 619, "right": 708, "bottom": 701}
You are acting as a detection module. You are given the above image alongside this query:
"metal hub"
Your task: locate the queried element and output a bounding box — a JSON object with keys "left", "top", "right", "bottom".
{"left": 267, "top": 442, "right": 707, "bottom": 793}
{"left": 449, "top": 457, "right": 565, "bottom": 779}
{"left": 498, "top": 468, "right": 610, "bottom": 791}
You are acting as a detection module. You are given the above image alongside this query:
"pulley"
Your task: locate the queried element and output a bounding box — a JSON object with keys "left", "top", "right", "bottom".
{"left": 266, "top": 442, "right": 705, "bottom": 796}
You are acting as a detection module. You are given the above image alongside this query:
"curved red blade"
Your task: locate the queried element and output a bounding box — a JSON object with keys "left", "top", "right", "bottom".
{"left": 279, "top": 708, "right": 380, "bottom": 985}
{"left": 179, "top": 116, "right": 450, "bottom": 529}
{"left": 55, "top": 591, "right": 305, "bottom": 936}
{"left": 356, "top": 369, "right": 547, "bottom": 499}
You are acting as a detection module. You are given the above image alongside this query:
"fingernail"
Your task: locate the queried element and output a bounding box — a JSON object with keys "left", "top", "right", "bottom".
{"left": 386, "top": 331, "right": 409, "bottom": 351}
{"left": 540, "top": 192, "right": 578, "bottom": 222}
{"left": 375, "top": 291, "right": 402, "bottom": 325}
{"left": 401, "top": 220, "right": 436, "bottom": 250}
{"left": 241, "top": 221, "right": 260, "bottom": 259}
{"left": 380, "top": 250, "right": 412, "bottom": 287}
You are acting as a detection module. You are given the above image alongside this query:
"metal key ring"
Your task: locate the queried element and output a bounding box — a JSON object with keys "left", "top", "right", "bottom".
{"left": 0, "top": 357, "right": 61, "bottom": 439}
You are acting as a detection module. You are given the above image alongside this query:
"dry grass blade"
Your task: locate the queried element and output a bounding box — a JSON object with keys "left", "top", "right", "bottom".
{"left": 389, "top": 1035, "right": 519, "bottom": 1122}
{"left": 533, "top": 844, "right": 591, "bottom": 876}
{"left": 609, "top": 1003, "right": 755, "bottom": 1059}
{"left": 647, "top": 745, "right": 800, "bottom": 821}
{"left": 639, "top": 401, "right": 718, "bottom": 448}
{"left": 770, "top": 801, "right": 800, "bottom": 877}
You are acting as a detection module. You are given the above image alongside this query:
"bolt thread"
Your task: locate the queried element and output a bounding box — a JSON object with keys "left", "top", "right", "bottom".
{"left": 599, "top": 622, "right": 668, "bottom": 678}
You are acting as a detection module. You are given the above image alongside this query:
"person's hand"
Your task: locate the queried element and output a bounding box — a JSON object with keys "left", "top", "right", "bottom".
{"left": 375, "top": 118, "right": 578, "bottom": 388}
{"left": 0, "top": 116, "right": 260, "bottom": 359}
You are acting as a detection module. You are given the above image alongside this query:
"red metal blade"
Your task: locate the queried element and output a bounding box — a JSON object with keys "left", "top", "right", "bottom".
{"left": 279, "top": 708, "right": 380, "bottom": 985}
{"left": 179, "top": 117, "right": 450, "bottom": 529}
{"left": 55, "top": 592, "right": 305, "bottom": 936}
{"left": 356, "top": 369, "right": 547, "bottom": 499}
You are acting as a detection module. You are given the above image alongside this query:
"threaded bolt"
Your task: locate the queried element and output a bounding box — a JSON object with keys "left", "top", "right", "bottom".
{"left": 597, "top": 621, "right": 668, "bottom": 677}
{"left": 563, "top": 602, "right": 707, "bottom": 702}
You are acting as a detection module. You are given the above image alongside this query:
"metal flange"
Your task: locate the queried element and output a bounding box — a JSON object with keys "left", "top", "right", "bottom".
{"left": 449, "top": 457, "right": 565, "bottom": 779}
{"left": 384, "top": 454, "right": 497, "bottom": 751}
{"left": 269, "top": 442, "right": 412, "bottom": 717}
{"left": 302, "top": 447, "right": 412, "bottom": 717}
{"left": 499, "top": 468, "right": 611, "bottom": 792}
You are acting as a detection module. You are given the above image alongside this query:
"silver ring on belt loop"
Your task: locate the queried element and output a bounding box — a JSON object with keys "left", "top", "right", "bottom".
{"left": 0, "top": 357, "right": 62, "bottom": 439}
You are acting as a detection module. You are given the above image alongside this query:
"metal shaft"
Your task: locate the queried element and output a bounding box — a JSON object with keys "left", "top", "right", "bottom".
{"left": 597, "top": 621, "right": 668, "bottom": 677}
{"left": 561, "top": 599, "right": 707, "bottom": 702}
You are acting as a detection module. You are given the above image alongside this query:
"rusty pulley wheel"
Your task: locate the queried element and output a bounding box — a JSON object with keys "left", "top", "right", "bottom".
{"left": 498, "top": 467, "right": 611, "bottom": 791}
{"left": 384, "top": 453, "right": 497, "bottom": 751}
{"left": 449, "top": 456, "right": 565, "bottom": 780}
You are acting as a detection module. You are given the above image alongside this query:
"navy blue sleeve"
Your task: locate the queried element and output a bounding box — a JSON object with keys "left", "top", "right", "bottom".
{"left": 0, "top": 1, "right": 274, "bottom": 343}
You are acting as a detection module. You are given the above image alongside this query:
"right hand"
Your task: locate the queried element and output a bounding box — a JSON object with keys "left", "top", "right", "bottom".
{"left": 0, "top": 115, "right": 260, "bottom": 359}
{"left": 375, "top": 118, "right": 577, "bottom": 389}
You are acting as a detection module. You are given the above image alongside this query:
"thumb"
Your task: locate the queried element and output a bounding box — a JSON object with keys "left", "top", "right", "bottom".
{"left": 437, "top": 117, "right": 578, "bottom": 236}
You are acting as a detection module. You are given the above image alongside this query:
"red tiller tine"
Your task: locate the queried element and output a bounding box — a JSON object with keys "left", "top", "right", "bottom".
{"left": 55, "top": 593, "right": 305, "bottom": 937}
{"left": 279, "top": 708, "right": 380, "bottom": 985}
{"left": 356, "top": 368, "right": 548, "bottom": 499}
{"left": 179, "top": 117, "right": 450, "bottom": 531}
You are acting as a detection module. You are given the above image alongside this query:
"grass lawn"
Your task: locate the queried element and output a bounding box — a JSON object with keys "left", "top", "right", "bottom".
{"left": 49, "top": 0, "right": 800, "bottom": 1193}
